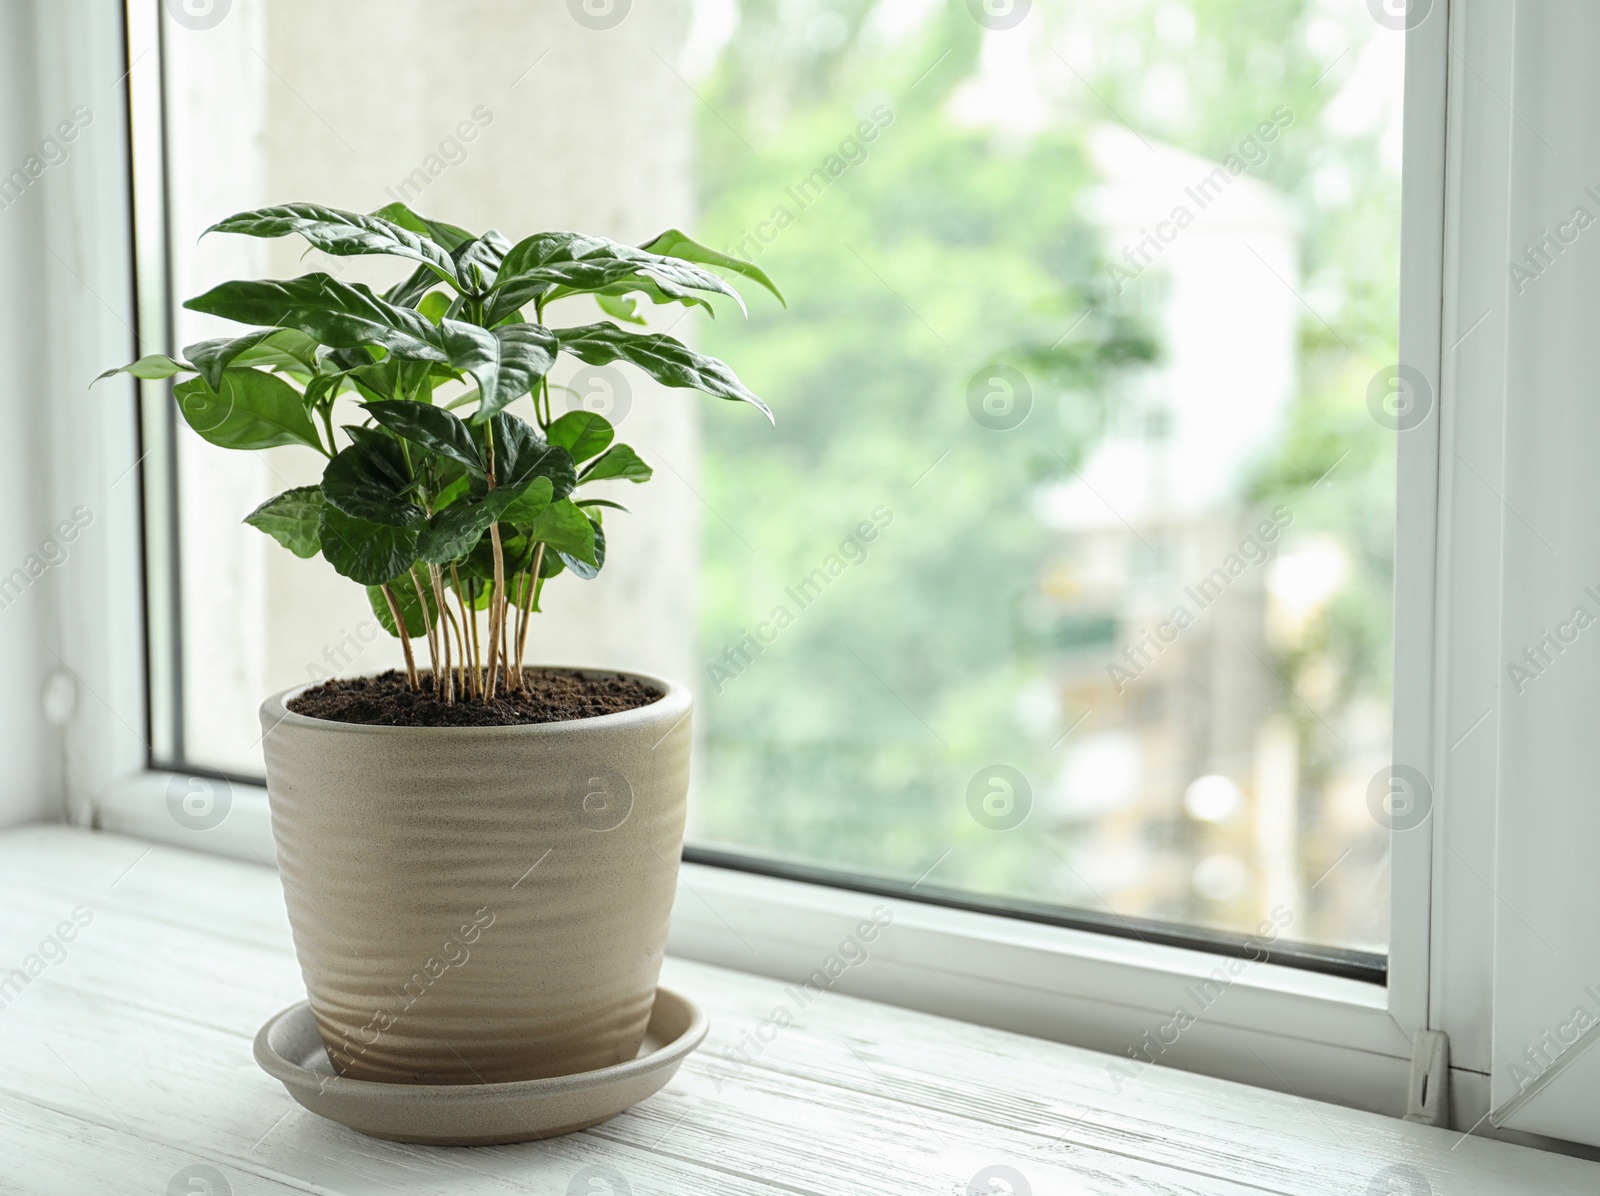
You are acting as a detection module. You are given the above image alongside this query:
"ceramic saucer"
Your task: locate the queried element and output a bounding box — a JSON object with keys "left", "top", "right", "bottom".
{"left": 253, "top": 986, "right": 707, "bottom": 1145}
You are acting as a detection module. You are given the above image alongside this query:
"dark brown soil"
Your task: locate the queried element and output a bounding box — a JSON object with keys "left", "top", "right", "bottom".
{"left": 288, "top": 669, "right": 662, "bottom": 728}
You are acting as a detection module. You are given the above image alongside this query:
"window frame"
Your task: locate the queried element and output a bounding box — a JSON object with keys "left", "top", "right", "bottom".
{"left": 52, "top": 0, "right": 1524, "bottom": 1127}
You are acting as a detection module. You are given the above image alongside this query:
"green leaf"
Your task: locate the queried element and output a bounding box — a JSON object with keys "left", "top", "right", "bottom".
{"left": 575, "top": 497, "right": 630, "bottom": 513}
{"left": 518, "top": 497, "right": 596, "bottom": 565}
{"left": 185, "top": 274, "right": 448, "bottom": 362}
{"left": 559, "top": 515, "right": 605, "bottom": 580}
{"left": 432, "top": 472, "right": 471, "bottom": 511}
{"left": 640, "top": 228, "right": 786, "bottom": 306}
{"left": 243, "top": 486, "right": 324, "bottom": 558}
{"left": 320, "top": 505, "right": 419, "bottom": 585}
{"left": 555, "top": 323, "right": 772, "bottom": 421}
{"left": 462, "top": 323, "right": 559, "bottom": 421}
{"left": 95, "top": 354, "right": 190, "bottom": 383}
{"left": 229, "top": 328, "right": 322, "bottom": 373}
{"left": 189, "top": 275, "right": 513, "bottom": 403}
{"left": 581, "top": 443, "right": 653, "bottom": 483}
{"left": 384, "top": 264, "right": 440, "bottom": 309}
{"left": 364, "top": 400, "right": 484, "bottom": 473}
{"left": 487, "top": 231, "right": 743, "bottom": 324}
{"left": 490, "top": 413, "right": 577, "bottom": 498}
{"left": 545, "top": 410, "right": 614, "bottom": 463}
{"left": 455, "top": 229, "right": 512, "bottom": 292}
{"left": 497, "top": 475, "right": 555, "bottom": 527}
{"left": 185, "top": 329, "right": 317, "bottom": 391}
{"left": 369, "top": 202, "right": 475, "bottom": 253}
{"left": 321, "top": 436, "right": 427, "bottom": 528}
{"left": 417, "top": 291, "right": 452, "bottom": 324}
{"left": 206, "top": 203, "right": 458, "bottom": 287}
{"left": 366, "top": 571, "right": 439, "bottom": 639}
{"left": 417, "top": 478, "right": 546, "bottom": 564}
{"left": 303, "top": 368, "right": 356, "bottom": 412}
{"left": 595, "top": 291, "right": 646, "bottom": 325}
{"left": 172, "top": 370, "right": 323, "bottom": 452}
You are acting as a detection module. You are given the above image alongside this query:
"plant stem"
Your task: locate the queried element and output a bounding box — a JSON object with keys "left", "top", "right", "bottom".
{"left": 379, "top": 583, "right": 419, "bottom": 691}
{"left": 515, "top": 544, "right": 544, "bottom": 676}
{"left": 429, "top": 565, "right": 454, "bottom": 704}
{"left": 449, "top": 563, "right": 477, "bottom": 699}
{"left": 410, "top": 568, "right": 439, "bottom": 694}
{"left": 468, "top": 582, "right": 483, "bottom": 696}
{"left": 485, "top": 522, "right": 507, "bottom": 700}
{"left": 482, "top": 423, "right": 507, "bottom": 702}
{"left": 440, "top": 596, "right": 465, "bottom": 700}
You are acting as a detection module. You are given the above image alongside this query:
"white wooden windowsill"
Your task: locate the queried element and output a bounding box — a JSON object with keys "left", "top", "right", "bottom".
{"left": 0, "top": 826, "right": 1592, "bottom": 1195}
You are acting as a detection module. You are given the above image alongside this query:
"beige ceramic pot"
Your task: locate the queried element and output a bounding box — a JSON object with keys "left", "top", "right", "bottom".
{"left": 259, "top": 668, "right": 690, "bottom": 1085}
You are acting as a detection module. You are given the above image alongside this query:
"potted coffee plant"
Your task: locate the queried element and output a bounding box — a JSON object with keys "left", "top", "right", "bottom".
{"left": 101, "top": 204, "right": 779, "bottom": 1110}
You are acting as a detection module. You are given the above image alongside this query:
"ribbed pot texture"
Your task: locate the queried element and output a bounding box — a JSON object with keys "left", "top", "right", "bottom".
{"left": 259, "top": 670, "right": 690, "bottom": 1085}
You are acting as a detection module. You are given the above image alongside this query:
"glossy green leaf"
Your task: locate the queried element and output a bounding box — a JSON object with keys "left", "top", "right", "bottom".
{"left": 545, "top": 410, "right": 614, "bottom": 463}
{"left": 580, "top": 443, "right": 652, "bottom": 483}
{"left": 640, "top": 228, "right": 786, "bottom": 306}
{"left": 486, "top": 231, "right": 742, "bottom": 324}
{"left": 95, "top": 354, "right": 190, "bottom": 383}
{"left": 364, "top": 400, "right": 483, "bottom": 473}
{"left": 369, "top": 202, "right": 475, "bottom": 253}
{"left": 319, "top": 505, "right": 419, "bottom": 586}
{"left": 384, "top": 264, "right": 440, "bottom": 309}
{"left": 595, "top": 291, "right": 646, "bottom": 325}
{"left": 303, "top": 368, "right": 355, "bottom": 412}
{"left": 490, "top": 414, "right": 577, "bottom": 498}
{"left": 229, "top": 328, "right": 322, "bottom": 373}
{"left": 185, "top": 274, "right": 447, "bottom": 362}
{"left": 185, "top": 329, "right": 316, "bottom": 391}
{"left": 206, "top": 203, "right": 458, "bottom": 286}
{"left": 559, "top": 514, "right": 605, "bottom": 580}
{"left": 455, "top": 230, "right": 512, "bottom": 293}
{"left": 497, "top": 475, "right": 555, "bottom": 527}
{"left": 416, "top": 479, "right": 542, "bottom": 564}
{"left": 321, "top": 436, "right": 426, "bottom": 528}
{"left": 490, "top": 259, "right": 726, "bottom": 326}
{"left": 172, "top": 370, "right": 323, "bottom": 452}
{"left": 432, "top": 472, "right": 472, "bottom": 511}
{"left": 243, "top": 486, "right": 324, "bottom": 558}
{"left": 555, "top": 323, "right": 772, "bottom": 421}
{"left": 461, "top": 323, "right": 559, "bottom": 420}
{"left": 575, "top": 497, "right": 630, "bottom": 513}
{"left": 518, "top": 497, "right": 596, "bottom": 565}
{"left": 417, "top": 291, "right": 452, "bottom": 324}
{"left": 366, "top": 570, "right": 439, "bottom": 639}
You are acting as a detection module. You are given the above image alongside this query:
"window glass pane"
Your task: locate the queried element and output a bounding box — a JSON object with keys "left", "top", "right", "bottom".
{"left": 163, "top": 0, "right": 1401, "bottom": 954}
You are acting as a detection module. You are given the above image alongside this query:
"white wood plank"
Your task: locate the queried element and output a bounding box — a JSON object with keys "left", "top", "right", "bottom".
{"left": 2, "top": 826, "right": 1597, "bottom": 1195}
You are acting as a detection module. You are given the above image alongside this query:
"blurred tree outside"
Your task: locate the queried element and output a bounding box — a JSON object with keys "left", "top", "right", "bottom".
{"left": 686, "top": 0, "right": 1400, "bottom": 950}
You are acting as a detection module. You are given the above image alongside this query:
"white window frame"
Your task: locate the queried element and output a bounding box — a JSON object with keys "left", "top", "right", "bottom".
{"left": 35, "top": 0, "right": 1563, "bottom": 1142}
